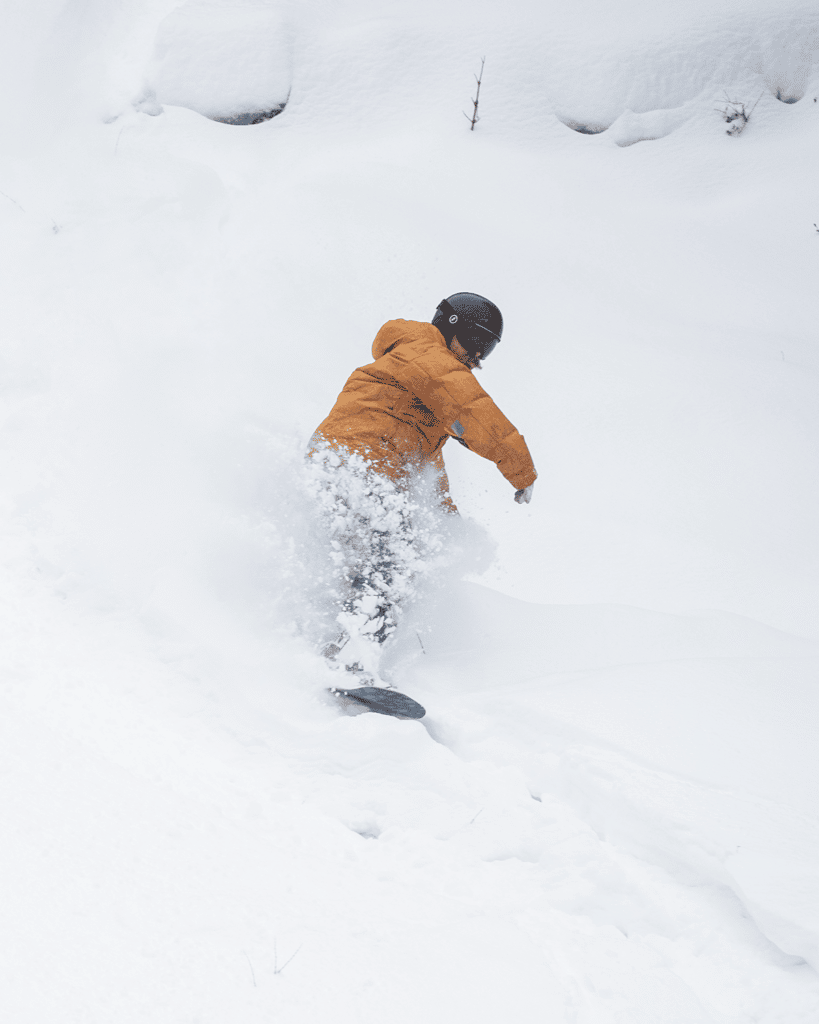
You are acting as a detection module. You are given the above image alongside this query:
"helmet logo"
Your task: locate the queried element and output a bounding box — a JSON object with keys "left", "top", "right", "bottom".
{"left": 448, "top": 315, "right": 458, "bottom": 324}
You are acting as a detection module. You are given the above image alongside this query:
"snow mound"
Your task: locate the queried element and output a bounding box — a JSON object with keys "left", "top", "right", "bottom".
{"left": 546, "top": 4, "right": 819, "bottom": 143}
{"left": 148, "top": 1, "right": 291, "bottom": 123}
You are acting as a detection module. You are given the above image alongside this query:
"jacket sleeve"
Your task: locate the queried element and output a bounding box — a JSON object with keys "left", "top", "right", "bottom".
{"left": 403, "top": 346, "right": 538, "bottom": 491}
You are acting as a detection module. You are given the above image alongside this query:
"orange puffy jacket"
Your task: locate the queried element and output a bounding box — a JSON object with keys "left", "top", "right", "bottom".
{"left": 309, "top": 320, "right": 537, "bottom": 508}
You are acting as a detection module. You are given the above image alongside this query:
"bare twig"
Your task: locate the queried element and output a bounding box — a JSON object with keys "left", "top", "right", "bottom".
{"left": 273, "top": 939, "right": 302, "bottom": 976}
{"left": 716, "top": 90, "right": 764, "bottom": 136}
{"left": 416, "top": 630, "right": 426, "bottom": 654}
{"left": 0, "top": 189, "right": 25, "bottom": 213}
{"left": 469, "top": 808, "right": 484, "bottom": 825}
{"left": 243, "top": 950, "right": 257, "bottom": 987}
{"left": 464, "top": 57, "right": 485, "bottom": 131}
{"left": 747, "top": 91, "right": 764, "bottom": 118}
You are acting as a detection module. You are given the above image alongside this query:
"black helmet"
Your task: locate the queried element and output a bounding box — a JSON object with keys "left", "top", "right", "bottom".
{"left": 432, "top": 292, "right": 503, "bottom": 360}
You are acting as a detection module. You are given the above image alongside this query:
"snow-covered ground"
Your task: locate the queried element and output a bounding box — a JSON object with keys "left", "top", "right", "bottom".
{"left": 2, "top": 1, "right": 819, "bottom": 1020}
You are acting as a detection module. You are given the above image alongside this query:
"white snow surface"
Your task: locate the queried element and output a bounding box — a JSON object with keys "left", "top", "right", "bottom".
{"left": 2, "top": 0, "right": 819, "bottom": 1021}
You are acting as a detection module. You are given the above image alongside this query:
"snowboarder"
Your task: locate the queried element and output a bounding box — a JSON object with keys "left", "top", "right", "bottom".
{"left": 307, "top": 292, "right": 537, "bottom": 678}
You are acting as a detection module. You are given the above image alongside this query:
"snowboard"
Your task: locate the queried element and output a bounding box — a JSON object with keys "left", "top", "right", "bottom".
{"left": 329, "top": 685, "right": 426, "bottom": 720}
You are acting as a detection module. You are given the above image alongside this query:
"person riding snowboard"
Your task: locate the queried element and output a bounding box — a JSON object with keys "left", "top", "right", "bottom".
{"left": 307, "top": 292, "right": 537, "bottom": 676}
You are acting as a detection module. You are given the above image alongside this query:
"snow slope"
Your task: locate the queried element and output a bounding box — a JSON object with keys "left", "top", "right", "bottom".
{"left": 2, "top": 0, "right": 819, "bottom": 1021}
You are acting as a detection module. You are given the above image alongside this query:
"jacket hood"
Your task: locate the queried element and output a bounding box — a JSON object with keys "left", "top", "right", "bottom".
{"left": 371, "top": 319, "right": 445, "bottom": 361}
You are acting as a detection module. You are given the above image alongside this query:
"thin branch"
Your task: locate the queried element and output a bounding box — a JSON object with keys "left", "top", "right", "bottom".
{"left": 747, "top": 90, "right": 765, "bottom": 118}
{"left": 243, "top": 950, "right": 257, "bottom": 987}
{"left": 717, "top": 90, "right": 764, "bottom": 136}
{"left": 273, "top": 939, "right": 302, "bottom": 975}
{"left": 464, "top": 57, "right": 485, "bottom": 131}
{"left": 0, "top": 189, "right": 25, "bottom": 213}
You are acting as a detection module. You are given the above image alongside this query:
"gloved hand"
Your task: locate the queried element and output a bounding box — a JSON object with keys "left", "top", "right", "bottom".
{"left": 514, "top": 483, "right": 534, "bottom": 505}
